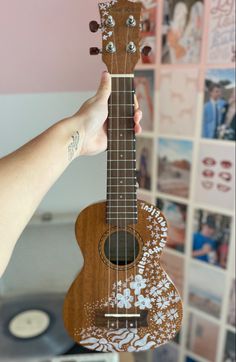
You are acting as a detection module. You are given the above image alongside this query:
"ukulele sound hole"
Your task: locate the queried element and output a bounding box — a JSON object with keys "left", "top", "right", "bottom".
{"left": 104, "top": 231, "right": 139, "bottom": 266}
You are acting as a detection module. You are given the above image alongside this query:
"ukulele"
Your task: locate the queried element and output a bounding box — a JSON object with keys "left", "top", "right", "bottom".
{"left": 63, "top": 0, "right": 183, "bottom": 352}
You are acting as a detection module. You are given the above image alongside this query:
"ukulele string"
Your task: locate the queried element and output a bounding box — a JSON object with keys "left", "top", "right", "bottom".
{"left": 125, "top": 26, "right": 137, "bottom": 331}
{"left": 131, "top": 75, "right": 138, "bottom": 331}
{"left": 124, "top": 25, "right": 129, "bottom": 329}
{"left": 107, "top": 52, "right": 114, "bottom": 330}
{"left": 112, "top": 30, "right": 119, "bottom": 330}
{"left": 116, "top": 74, "right": 119, "bottom": 329}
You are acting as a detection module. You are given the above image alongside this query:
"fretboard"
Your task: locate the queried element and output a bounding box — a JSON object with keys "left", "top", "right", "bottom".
{"left": 106, "top": 76, "right": 137, "bottom": 226}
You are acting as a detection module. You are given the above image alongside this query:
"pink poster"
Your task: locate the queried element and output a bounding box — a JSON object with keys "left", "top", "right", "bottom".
{"left": 159, "top": 68, "right": 199, "bottom": 136}
{"left": 195, "top": 143, "right": 235, "bottom": 210}
{"left": 207, "top": 0, "right": 235, "bottom": 64}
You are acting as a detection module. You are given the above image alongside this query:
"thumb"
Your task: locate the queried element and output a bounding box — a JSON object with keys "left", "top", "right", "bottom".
{"left": 96, "top": 71, "right": 111, "bottom": 102}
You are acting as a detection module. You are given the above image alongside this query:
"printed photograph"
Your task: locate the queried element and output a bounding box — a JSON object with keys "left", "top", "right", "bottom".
{"left": 136, "top": 137, "right": 153, "bottom": 191}
{"left": 161, "top": 250, "right": 185, "bottom": 297}
{"left": 162, "top": 0, "right": 204, "bottom": 64}
{"left": 140, "top": 0, "right": 157, "bottom": 64}
{"left": 223, "top": 330, "right": 236, "bottom": 362}
{"left": 186, "top": 312, "right": 219, "bottom": 361}
{"left": 188, "top": 262, "right": 225, "bottom": 318}
{"left": 195, "top": 143, "right": 235, "bottom": 211}
{"left": 159, "top": 68, "right": 199, "bottom": 137}
{"left": 192, "top": 209, "right": 232, "bottom": 269}
{"left": 134, "top": 70, "right": 154, "bottom": 132}
{"left": 202, "top": 69, "right": 236, "bottom": 141}
{"left": 156, "top": 198, "right": 187, "bottom": 253}
{"left": 157, "top": 138, "right": 193, "bottom": 198}
{"left": 227, "top": 279, "right": 236, "bottom": 327}
{"left": 207, "top": 0, "right": 235, "bottom": 64}
{"left": 153, "top": 342, "right": 179, "bottom": 362}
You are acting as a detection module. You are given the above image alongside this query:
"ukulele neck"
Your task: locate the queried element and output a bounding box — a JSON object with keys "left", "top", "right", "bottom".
{"left": 106, "top": 75, "right": 137, "bottom": 227}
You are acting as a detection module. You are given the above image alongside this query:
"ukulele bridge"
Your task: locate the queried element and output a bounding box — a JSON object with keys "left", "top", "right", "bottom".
{"left": 95, "top": 310, "right": 148, "bottom": 328}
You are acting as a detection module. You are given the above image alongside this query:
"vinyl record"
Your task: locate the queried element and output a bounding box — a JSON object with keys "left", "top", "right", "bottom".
{"left": 0, "top": 293, "right": 75, "bottom": 360}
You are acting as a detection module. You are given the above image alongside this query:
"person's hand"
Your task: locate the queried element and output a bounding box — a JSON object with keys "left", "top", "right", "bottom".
{"left": 74, "top": 71, "right": 142, "bottom": 156}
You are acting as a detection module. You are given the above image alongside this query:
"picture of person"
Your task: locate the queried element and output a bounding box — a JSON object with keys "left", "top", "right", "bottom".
{"left": 136, "top": 137, "right": 153, "bottom": 191}
{"left": 140, "top": 0, "right": 157, "bottom": 64}
{"left": 162, "top": 0, "right": 204, "bottom": 64}
{"left": 134, "top": 70, "right": 154, "bottom": 132}
{"left": 202, "top": 69, "right": 236, "bottom": 141}
{"left": 156, "top": 198, "right": 187, "bottom": 253}
{"left": 192, "top": 209, "right": 232, "bottom": 269}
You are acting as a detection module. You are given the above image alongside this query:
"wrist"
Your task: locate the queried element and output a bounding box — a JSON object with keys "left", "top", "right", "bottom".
{"left": 57, "top": 116, "right": 85, "bottom": 161}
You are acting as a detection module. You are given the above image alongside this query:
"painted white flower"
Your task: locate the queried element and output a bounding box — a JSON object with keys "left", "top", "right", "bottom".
{"left": 150, "top": 286, "right": 162, "bottom": 297}
{"left": 116, "top": 288, "right": 133, "bottom": 309}
{"left": 167, "top": 308, "right": 179, "bottom": 321}
{"left": 156, "top": 296, "right": 170, "bottom": 310}
{"left": 135, "top": 295, "right": 152, "bottom": 310}
{"left": 157, "top": 278, "right": 170, "bottom": 291}
{"left": 130, "top": 275, "right": 146, "bottom": 295}
{"left": 168, "top": 291, "right": 181, "bottom": 304}
{"left": 99, "top": 4, "right": 107, "bottom": 10}
{"left": 153, "top": 311, "right": 166, "bottom": 325}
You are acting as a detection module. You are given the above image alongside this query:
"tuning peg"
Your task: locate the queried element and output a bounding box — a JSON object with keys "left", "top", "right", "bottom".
{"left": 142, "top": 46, "right": 152, "bottom": 56}
{"left": 89, "top": 21, "right": 100, "bottom": 33}
{"left": 89, "top": 47, "right": 101, "bottom": 55}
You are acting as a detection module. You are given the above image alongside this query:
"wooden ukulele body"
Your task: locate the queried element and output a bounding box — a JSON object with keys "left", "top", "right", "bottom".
{"left": 63, "top": 200, "right": 183, "bottom": 352}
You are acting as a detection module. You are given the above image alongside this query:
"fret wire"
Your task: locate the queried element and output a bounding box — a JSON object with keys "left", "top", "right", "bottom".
{"left": 108, "top": 129, "right": 134, "bottom": 131}
{"left": 107, "top": 199, "right": 137, "bottom": 201}
{"left": 108, "top": 140, "right": 135, "bottom": 141}
{"left": 107, "top": 185, "right": 136, "bottom": 187}
{"left": 107, "top": 218, "right": 138, "bottom": 220}
{"left": 108, "top": 191, "right": 137, "bottom": 195}
{"left": 107, "top": 206, "right": 137, "bottom": 208}
{"left": 108, "top": 160, "right": 136, "bottom": 162}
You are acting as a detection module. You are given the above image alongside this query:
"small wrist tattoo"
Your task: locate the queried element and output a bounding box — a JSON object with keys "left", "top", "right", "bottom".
{"left": 68, "top": 131, "right": 80, "bottom": 161}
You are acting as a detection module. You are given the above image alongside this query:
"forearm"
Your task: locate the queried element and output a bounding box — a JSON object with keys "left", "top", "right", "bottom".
{"left": 0, "top": 117, "right": 83, "bottom": 277}
{"left": 192, "top": 247, "right": 210, "bottom": 257}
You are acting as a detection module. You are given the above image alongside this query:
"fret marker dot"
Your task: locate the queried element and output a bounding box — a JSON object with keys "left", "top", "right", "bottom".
{"left": 120, "top": 154, "right": 123, "bottom": 158}
{"left": 120, "top": 181, "right": 123, "bottom": 184}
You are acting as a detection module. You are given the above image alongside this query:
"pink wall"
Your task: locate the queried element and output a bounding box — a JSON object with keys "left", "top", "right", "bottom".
{"left": 0, "top": 0, "right": 104, "bottom": 93}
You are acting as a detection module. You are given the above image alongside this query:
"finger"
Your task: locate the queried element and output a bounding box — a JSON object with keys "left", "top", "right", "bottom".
{"left": 134, "top": 123, "right": 142, "bottom": 134}
{"left": 96, "top": 71, "right": 112, "bottom": 101}
{"left": 134, "top": 94, "right": 139, "bottom": 111}
{"left": 134, "top": 109, "right": 142, "bottom": 125}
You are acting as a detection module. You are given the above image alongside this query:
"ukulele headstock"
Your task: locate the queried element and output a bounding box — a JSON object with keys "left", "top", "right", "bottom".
{"left": 90, "top": 0, "right": 149, "bottom": 74}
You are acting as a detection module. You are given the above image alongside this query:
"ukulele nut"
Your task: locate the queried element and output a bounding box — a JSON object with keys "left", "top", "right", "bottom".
{"left": 106, "top": 15, "right": 115, "bottom": 27}
{"left": 106, "top": 42, "right": 116, "bottom": 54}
{"left": 127, "top": 42, "right": 137, "bottom": 54}
{"left": 127, "top": 15, "right": 136, "bottom": 27}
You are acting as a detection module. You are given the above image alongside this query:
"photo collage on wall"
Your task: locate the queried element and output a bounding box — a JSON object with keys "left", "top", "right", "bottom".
{"left": 134, "top": 0, "right": 235, "bottom": 361}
